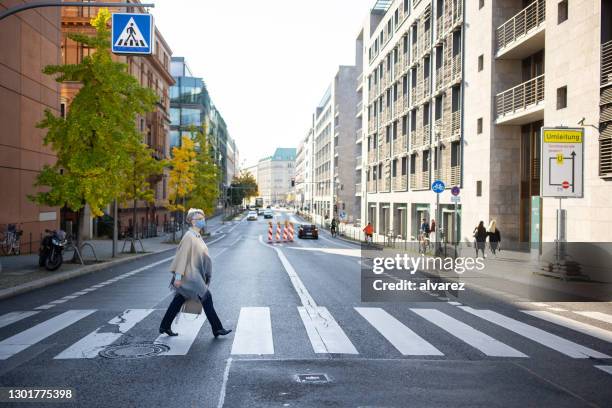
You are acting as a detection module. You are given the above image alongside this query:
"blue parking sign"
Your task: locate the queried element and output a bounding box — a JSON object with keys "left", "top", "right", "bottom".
{"left": 431, "top": 180, "right": 445, "bottom": 193}
{"left": 112, "top": 13, "right": 153, "bottom": 55}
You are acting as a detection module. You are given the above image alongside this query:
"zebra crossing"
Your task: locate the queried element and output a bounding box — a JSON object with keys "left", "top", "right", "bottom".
{"left": 0, "top": 305, "right": 610, "bottom": 367}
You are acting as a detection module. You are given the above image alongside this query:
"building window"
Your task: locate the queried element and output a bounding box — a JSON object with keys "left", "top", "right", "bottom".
{"left": 476, "top": 180, "right": 482, "bottom": 197}
{"left": 558, "top": 0, "right": 568, "bottom": 24}
{"left": 600, "top": 124, "right": 612, "bottom": 178}
{"left": 410, "top": 153, "right": 416, "bottom": 174}
{"left": 401, "top": 156, "right": 407, "bottom": 175}
{"left": 557, "top": 86, "right": 567, "bottom": 110}
{"left": 478, "top": 55, "right": 483, "bottom": 71}
{"left": 392, "top": 159, "right": 397, "bottom": 177}
{"left": 479, "top": 0, "right": 484, "bottom": 9}
{"left": 477, "top": 118, "right": 483, "bottom": 134}
{"left": 451, "top": 141, "right": 460, "bottom": 167}
{"left": 422, "top": 150, "right": 430, "bottom": 172}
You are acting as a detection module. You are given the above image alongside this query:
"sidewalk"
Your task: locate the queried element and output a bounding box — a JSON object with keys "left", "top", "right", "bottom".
{"left": 0, "top": 214, "right": 227, "bottom": 300}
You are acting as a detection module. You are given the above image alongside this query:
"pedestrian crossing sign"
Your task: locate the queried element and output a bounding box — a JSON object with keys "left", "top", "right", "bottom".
{"left": 111, "top": 13, "right": 153, "bottom": 55}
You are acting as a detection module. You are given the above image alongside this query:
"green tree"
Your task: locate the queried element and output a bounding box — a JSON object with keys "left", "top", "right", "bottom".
{"left": 29, "top": 9, "right": 156, "bottom": 244}
{"left": 188, "top": 127, "right": 220, "bottom": 216}
{"left": 229, "top": 171, "right": 258, "bottom": 206}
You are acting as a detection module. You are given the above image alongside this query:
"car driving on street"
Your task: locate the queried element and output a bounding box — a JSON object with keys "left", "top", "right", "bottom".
{"left": 247, "top": 210, "right": 258, "bottom": 221}
{"left": 263, "top": 209, "right": 273, "bottom": 219}
{"left": 297, "top": 224, "right": 318, "bottom": 239}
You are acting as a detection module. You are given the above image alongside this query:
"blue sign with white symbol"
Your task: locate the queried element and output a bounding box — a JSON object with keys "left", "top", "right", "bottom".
{"left": 112, "top": 13, "right": 153, "bottom": 55}
{"left": 451, "top": 186, "right": 460, "bottom": 196}
{"left": 431, "top": 180, "right": 445, "bottom": 193}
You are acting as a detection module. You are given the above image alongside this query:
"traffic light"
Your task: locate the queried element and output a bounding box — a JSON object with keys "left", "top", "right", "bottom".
{"left": 291, "top": 178, "right": 295, "bottom": 187}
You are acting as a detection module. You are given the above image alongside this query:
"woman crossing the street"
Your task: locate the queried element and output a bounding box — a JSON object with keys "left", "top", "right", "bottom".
{"left": 159, "top": 208, "right": 232, "bottom": 338}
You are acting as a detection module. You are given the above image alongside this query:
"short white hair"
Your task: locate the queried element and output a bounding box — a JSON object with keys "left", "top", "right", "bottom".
{"left": 186, "top": 208, "right": 205, "bottom": 222}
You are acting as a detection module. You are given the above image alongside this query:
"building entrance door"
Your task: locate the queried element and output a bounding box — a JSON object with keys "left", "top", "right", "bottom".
{"left": 519, "top": 121, "right": 543, "bottom": 242}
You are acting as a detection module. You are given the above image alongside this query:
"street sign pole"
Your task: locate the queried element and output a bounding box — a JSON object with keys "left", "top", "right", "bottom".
{"left": 450, "top": 186, "right": 460, "bottom": 257}
{"left": 431, "top": 180, "right": 445, "bottom": 256}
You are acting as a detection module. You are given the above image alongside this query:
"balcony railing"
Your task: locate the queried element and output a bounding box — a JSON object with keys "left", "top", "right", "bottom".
{"left": 602, "top": 40, "right": 612, "bottom": 87}
{"left": 417, "top": 170, "right": 430, "bottom": 190}
{"left": 496, "top": 0, "right": 545, "bottom": 51}
{"left": 393, "top": 175, "right": 408, "bottom": 191}
{"left": 436, "top": 16, "right": 443, "bottom": 40}
{"left": 394, "top": 134, "right": 407, "bottom": 155}
{"left": 357, "top": 73, "right": 363, "bottom": 89}
{"left": 355, "top": 156, "right": 363, "bottom": 168}
{"left": 451, "top": 110, "right": 461, "bottom": 136}
{"left": 451, "top": 53, "right": 461, "bottom": 81}
{"left": 496, "top": 74, "right": 545, "bottom": 119}
{"left": 381, "top": 141, "right": 391, "bottom": 159}
{"left": 356, "top": 128, "right": 363, "bottom": 142}
{"left": 409, "top": 173, "right": 416, "bottom": 189}
{"left": 368, "top": 119, "right": 377, "bottom": 133}
{"left": 368, "top": 149, "right": 377, "bottom": 163}
{"left": 356, "top": 101, "right": 363, "bottom": 116}
{"left": 434, "top": 165, "right": 460, "bottom": 186}
{"left": 367, "top": 180, "right": 377, "bottom": 193}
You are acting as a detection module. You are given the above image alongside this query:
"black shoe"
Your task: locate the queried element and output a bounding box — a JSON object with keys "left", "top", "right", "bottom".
{"left": 159, "top": 327, "right": 178, "bottom": 336}
{"left": 214, "top": 329, "right": 232, "bottom": 338}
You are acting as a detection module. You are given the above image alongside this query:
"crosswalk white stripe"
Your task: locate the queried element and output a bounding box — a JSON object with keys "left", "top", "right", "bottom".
{"left": 460, "top": 307, "right": 610, "bottom": 359}
{"left": 356, "top": 308, "right": 443, "bottom": 356}
{"left": 595, "top": 365, "right": 612, "bottom": 375}
{"left": 231, "top": 307, "right": 274, "bottom": 355}
{"left": 522, "top": 310, "right": 612, "bottom": 343}
{"left": 0, "top": 311, "right": 40, "bottom": 329}
{"left": 35, "top": 305, "right": 55, "bottom": 310}
{"left": 156, "top": 313, "right": 207, "bottom": 356}
{"left": 55, "top": 309, "right": 154, "bottom": 359}
{"left": 0, "top": 310, "right": 96, "bottom": 360}
{"left": 575, "top": 311, "right": 612, "bottom": 325}
{"left": 298, "top": 306, "right": 358, "bottom": 354}
{"left": 412, "top": 309, "right": 527, "bottom": 357}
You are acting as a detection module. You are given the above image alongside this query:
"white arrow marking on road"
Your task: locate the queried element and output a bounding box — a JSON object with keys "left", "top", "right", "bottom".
{"left": 0, "top": 310, "right": 96, "bottom": 360}
{"left": 460, "top": 307, "right": 609, "bottom": 359}
{"left": 595, "top": 365, "right": 612, "bottom": 376}
{"left": 55, "top": 309, "right": 155, "bottom": 359}
{"left": 522, "top": 310, "right": 612, "bottom": 343}
{"left": 356, "top": 308, "right": 443, "bottom": 356}
{"left": 231, "top": 307, "right": 274, "bottom": 355}
{"left": 412, "top": 308, "right": 526, "bottom": 357}
{"left": 0, "top": 311, "right": 40, "bottom": 329}
{"left": 156, "top": 313, "right": 208, "bottom": 356}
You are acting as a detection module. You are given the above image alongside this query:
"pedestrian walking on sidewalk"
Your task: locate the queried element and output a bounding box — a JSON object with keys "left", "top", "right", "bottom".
{"left": 159, "top": 208, "right": 232, "bottom": 338}
{"left": 363, "top": 222, "right": 373, "bottom": 244}
{"left": 487, "top": 220, "right": 501, "bottom": 257}
{"left": 473, "top": 221, "right": 487, "bottom": 258}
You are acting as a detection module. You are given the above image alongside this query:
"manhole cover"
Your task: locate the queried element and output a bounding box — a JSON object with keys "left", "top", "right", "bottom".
{"left": 99, "top": 342, "right": 169, "bottom": 359}
{"left": 295, "top": 374, "right": 330, "bottom": 384}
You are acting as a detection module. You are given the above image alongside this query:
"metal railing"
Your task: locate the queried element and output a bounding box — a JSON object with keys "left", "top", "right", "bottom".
{"left": 451, "top": 53, "right": 461, "bottom": 81}
{"left": 367, "top": 180, "right": 377, "bottom": 193}
{"left": 602, "top": 40, "right": 612, "bottom": 87}
{"left": 356, "top": 128, "right": 363, "bottom": 141}
{"left": 392, "top": 175, "right": 408, "bottom": 191}
{"left": 356, "top": 101, "right": 363, "bottom": 115}
{"left": 496, "top": 74, "right": 545, "bottom": 118}
{"left": 368, "top": 149, "right": 378, "bottom": 163}
{"left": 355, "top": 156, "right": 363, "bottom": 167}
{"left": 496, "top": 0, "right": 545, "bottom": 51}
{"left": 451, "top": 110, "right": 461, "bottom": 135}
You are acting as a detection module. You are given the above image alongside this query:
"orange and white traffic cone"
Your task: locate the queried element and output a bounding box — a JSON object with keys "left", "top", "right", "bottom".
{"left": 276, "top": 222, "right": 281, "bottom": 242}
{"left": 289, "top": 222, "right": 294, "bottom": 242}
{"left": 282, "top": 224, "right": 288, "bottom": 242}
{"left": 268, "top": 222, "right": 273, "bottom": 243}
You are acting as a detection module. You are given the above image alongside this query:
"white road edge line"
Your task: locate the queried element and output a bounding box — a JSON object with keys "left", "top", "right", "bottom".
{"left": 216, "top": 357, "right": 233, "bottom": 408}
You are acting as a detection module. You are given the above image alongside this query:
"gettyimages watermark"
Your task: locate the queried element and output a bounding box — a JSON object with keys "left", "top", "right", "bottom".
{"left": 360, "top": 242, "right": 612, "bottom": 303}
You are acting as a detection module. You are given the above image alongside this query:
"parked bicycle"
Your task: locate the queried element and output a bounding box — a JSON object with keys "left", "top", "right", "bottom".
{"left": 0, "top": 224, "right": 22, "bottom": 256}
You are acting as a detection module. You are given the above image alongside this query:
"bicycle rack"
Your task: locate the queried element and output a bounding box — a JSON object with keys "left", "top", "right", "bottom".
{"left": 121, "top": 237, "right": 145, "bottom": 253}
{"left": 79, "top": 242, "right": 98, "bottom": 262}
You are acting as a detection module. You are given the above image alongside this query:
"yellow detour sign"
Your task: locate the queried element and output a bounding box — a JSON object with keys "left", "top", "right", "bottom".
{"left": 541, "top": 128, "right": 584, "bottom": 198}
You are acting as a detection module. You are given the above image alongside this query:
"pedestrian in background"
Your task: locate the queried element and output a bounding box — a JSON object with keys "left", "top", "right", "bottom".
{"left": 363, "top": 222, "right": 373, "bottom": 244}
{"left": 473, "top": 221, "right": 487, "bottom": 258}
{"left": 159, "top": 208, "right": 232, "bottom": 338}
{"left": 487, "top": 219, "right": 501, "bottom": 257}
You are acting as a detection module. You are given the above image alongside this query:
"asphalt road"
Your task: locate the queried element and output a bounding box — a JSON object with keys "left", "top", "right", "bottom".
{"left": 0, "top": 209, "right": 611, "bottom": 407}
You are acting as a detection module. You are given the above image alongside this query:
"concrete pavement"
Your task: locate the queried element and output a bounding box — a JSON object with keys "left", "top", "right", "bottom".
{"left": 0, "top": 209, "right": 610, "bottom": 407}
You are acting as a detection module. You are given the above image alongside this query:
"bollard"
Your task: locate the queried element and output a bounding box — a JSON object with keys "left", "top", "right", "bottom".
{"left": 268, "top": 222, "right": 273, "bottom": 243}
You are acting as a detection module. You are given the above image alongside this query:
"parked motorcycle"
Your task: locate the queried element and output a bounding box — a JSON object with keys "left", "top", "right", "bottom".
{"left": 39, "top": 229, "right": 67, "bottom": 271}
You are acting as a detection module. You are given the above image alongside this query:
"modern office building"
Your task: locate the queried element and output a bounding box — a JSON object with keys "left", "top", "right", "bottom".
{"left": 0, "top": 1, "right": 62, "bottom": 252}
{"left": 257, "top": 148, "right": 296, "bottom": 206}
{"left": 359, "top": 0, "right": 610, "bottom": 244}
{"left": 61, "top": 1, "right": 174, "bottom": 239}
{"left": 312, "top": 66, "right": 360, "bottom": 223}
{"left": 170, "top": 57, "right": 237, "bottom": 208}
{"left": 294, "top": 124, "right": 315, "bottom": 211}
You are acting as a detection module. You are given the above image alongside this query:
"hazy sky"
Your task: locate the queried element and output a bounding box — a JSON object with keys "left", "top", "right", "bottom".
{"left": 151, "top": 0, "right": 373, "bottom": 168}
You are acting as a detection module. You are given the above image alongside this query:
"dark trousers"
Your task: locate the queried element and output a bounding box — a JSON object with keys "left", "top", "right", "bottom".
{"left": 160, "top": 292, "right": 224, "bottom": 334}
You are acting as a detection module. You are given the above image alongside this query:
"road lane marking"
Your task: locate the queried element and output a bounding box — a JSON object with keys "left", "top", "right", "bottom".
{"left": 522, "top": 310, "right": 612, "bottom": 343}
{"left": 54, "top": 309, "right": 155, "bottom": 359}
{"left": 575, "top": 311, "right": 612, "bottom": 325}
{"left": 356, "top": 308, "right": 443, "bottom": 356}
{"left": 231, "top": 307, "right": 273, "bottom": 355}
{"left": 460, "top": 307, "right": 610, "bottom": 359}
{"left": 0, "top": 310, "right": 96, "bottom": 360}
{"left": 412, "top": 309, "right": 527, "bottom": 357}
{"left": 259, "top": 235, "right": 358, "bottom": 354}
{"left": 0, "top": 311, "right": 40, "bottom": 329}
{"left": 34, "top": 305, "right": 55, "bottom": 310}
{"left": 299, "top": 306, "right": 358, "bottom": 354}
{"left": 595, "top": 365, "right": 612, "bottom": 375}
{"left": 216, "top": 357, "right": 233, "bottom": 408}
{"left": 156, "top": 313, "right": 208, "bottom": 356}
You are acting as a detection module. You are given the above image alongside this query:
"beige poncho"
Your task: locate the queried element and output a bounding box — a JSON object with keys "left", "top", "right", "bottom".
{"left": 169, "top": 228, "right": 211, "bottom": 300}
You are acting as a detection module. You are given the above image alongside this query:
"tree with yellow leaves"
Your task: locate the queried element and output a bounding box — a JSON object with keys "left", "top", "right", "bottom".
{"left": 167, "top": 135, "right": 197, "bottom": 239}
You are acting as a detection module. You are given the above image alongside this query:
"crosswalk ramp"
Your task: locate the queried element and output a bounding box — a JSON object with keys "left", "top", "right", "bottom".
{"left": 0, "top": 306, "right": 610, "bottom": 365}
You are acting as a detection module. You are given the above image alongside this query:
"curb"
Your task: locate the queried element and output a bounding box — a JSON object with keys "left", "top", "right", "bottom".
{"left": 0, "top": 247, "right": 175, "bottom": 301}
